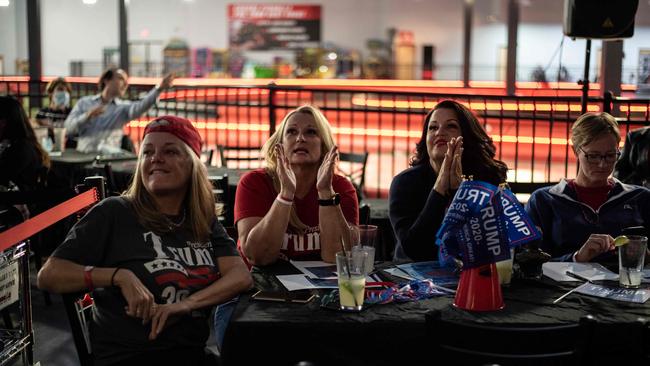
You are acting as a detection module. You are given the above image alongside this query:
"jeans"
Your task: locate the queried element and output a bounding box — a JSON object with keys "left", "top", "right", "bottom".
{"left": 213, "top": 296, "right": 239, "bottom": 349}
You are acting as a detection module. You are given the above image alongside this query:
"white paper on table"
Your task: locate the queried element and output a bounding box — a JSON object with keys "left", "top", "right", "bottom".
{"left": 290, "top": 260, "right": 338, "bottom": 279}
{"left": 542, "top": 262, "right": 618, "bottom": 282}
{"left": 384, "top": 267, "right": 415, "bottom": 281}
{"left": 276, "top": 274, "right": 382, "bottom": 291}
{"left": 574, "top": 283, "right": 650, "bottom": 303}
{"left": 276, "top": 274, "right": 338, "bottom": 291}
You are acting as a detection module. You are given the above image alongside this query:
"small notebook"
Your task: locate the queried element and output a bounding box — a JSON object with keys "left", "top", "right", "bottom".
{"left": 574, "top": 283, "right": 650, "bottom": 303}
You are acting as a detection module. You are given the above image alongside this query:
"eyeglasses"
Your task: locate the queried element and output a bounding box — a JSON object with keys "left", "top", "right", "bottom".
{"left": 578, "top": 147, "right": 621, "bottom": 164}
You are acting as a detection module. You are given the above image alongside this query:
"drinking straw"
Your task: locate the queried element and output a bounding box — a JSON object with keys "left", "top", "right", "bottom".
{"left": 626, "top": 268, "right": 633, "bottom": 287}
{"left": 621, "top": 246, "right": 633, "bottom": 287}
{"left": 554, "top": 271, "right": 592, "bottom": 304}
{"left": 340, "top": 237, "right": 359, "bottom": 308}
{"left": 552, "top": 285, "right": 582, "bottom": 304}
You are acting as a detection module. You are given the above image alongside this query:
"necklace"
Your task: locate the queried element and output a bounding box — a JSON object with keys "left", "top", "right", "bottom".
{"left": 166, "top": 209, "right": 186, "bottom": 230}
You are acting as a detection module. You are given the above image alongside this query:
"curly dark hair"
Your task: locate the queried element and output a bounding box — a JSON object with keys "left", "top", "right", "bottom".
{"left": 410, "top": 99, "right": 508, "bottom": 186}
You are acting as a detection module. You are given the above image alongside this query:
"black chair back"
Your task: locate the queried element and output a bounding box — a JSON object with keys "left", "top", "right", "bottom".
{"left": 218, "top": 145, "right": 264, "bottom": 169}
{"left": 426, "top": 309, "right": 587, "bottom": 366}
{"left": 201, "top": 149, "right": 215, "bottom": 166}
{"left": 61, "top": 291, "right": 94, "bottom": 366}
{"left": 506, "top": 182, "right": 556, "bottom": 194}
{"left": 60, "top": 176, "right": 106, "bottom": 366}
{"left": 0, "top": 205, "right": 23, "bottom": 233}
{"left": 209, "top": 174, "right": 234, "bottom": 229}
{"left": 338, "top": 151, "right": 368, "bottom": 201}
{"left": 359, "top": 204, "right": 370, "bottom": 226}
{"left": 579, "top": 315, "right": 649, "bottom": 365}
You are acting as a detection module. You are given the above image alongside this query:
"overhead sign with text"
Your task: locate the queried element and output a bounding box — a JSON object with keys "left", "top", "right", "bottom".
{"left": 228, "top": 4, "right": 321, "bottom": 50}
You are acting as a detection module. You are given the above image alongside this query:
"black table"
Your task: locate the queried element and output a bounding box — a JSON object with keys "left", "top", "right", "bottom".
{"left": 49, "top": 149, "right": 137, "bottom": 188}
{"left": 87, "top": 160, "right": 245, "bottom": 192}
{"left": 220, "top": 261, "right": 650, "bottom": 366}
{"left": 362, "top": 198, "right": 388, "bottom": 221}
{"left": 96, "top": 162, "right": 245, "bottom": 222}
{"left": 49, "top": 149, "right": 137, "bottom": 166}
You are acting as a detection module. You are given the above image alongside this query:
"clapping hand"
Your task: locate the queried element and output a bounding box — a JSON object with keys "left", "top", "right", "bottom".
{"left": 317, "top": 146, "right": 338, "bottom": 196}
{"left": 433, "top": 136, "right": 464, "bottom": 196}
{"left": 275, "top": 144, "right": 296, "bottom": 199}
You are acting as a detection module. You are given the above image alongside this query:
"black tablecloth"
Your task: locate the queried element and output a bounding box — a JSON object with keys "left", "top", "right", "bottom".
{"left": 221, "top": 261, "right": 650, "bottom": 366}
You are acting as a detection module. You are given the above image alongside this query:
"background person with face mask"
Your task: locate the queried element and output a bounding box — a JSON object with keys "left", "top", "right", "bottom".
{"left": 35, "top": 77, "right": 74, "bottom": 149}
{"left": 36, "top": 77, "right": 73, "bottom": 127}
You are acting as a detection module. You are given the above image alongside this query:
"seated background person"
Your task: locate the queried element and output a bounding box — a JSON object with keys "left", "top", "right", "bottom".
{"left": 614, "top": 126, "right": 650, "bottom": 187}
{"left": 35, "top": 77, "right": 75, "bottom": 149}
{"left": 38, "top": 115, "right": 252, "bottom": 365}
{"left": 389, "top": 99, "right": 508, "bottom": 261}
{"left": 0, "top": 96, "right": 50, "bottom": 194}
{"left": 235, "top": 105, "right": 359, "bottom": 265}
{"left": 64, "top": 67, "right": 174, "bottom": 154}
{"left": 2, "top": 96, "right": 73, "bottom": 257}
{"left": 526, "top": 112, "right": 650, "bottom": 262}
{"left": 35, "top": 77, "right": 73, "bottom": 126}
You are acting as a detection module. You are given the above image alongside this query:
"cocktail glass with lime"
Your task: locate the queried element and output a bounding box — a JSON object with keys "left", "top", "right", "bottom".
{"left": 616, "top": 235, "right": 647, "bottom": 288}
{"left": 336, "top": 251, "right": 368, "bottom": 311}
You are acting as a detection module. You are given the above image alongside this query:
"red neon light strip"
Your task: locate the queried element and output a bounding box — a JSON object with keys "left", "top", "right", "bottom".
{"left": 0, "top": 188, "right": 99, "bottom": 252}
{"left": 0, "top": 76, "right": 637, "bottom": 92}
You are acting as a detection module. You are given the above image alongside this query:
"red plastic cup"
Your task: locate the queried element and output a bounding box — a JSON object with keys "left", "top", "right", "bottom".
{"left": 453, "top": 263, "right": 504, "bottom": 311}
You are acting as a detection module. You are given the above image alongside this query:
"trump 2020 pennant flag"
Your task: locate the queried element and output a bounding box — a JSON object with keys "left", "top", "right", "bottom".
{"left": 435, "top": 180, "right": 541, "bottom": 269}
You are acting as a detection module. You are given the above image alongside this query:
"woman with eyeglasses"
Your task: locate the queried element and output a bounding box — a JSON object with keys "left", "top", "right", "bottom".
{"left": 525, "top": 112, "right": 650, "bottom": 262}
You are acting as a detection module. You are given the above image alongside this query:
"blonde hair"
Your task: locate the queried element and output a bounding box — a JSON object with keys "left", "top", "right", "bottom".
{"left": 571, "top": 112, "right": 621, "bottom": 153}
{"left": 123, "top": 143, "right": 217, "bottom": 241}
{"left": 261, "top": 105, "right": 336, "bottom": 232}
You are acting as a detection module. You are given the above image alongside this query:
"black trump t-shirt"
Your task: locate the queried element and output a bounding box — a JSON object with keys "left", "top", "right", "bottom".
{"left": 52, "top": 197, "right": 239, "bottom": 365}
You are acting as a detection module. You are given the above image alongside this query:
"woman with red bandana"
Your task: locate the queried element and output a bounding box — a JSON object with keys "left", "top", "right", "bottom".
{"left": 38, "top": 116, "right": 252, "bottom": 365}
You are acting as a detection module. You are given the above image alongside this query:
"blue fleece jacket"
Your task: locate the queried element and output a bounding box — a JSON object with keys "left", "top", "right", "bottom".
{"left": 525, "top": 178, "right": 650, "bottom": 262}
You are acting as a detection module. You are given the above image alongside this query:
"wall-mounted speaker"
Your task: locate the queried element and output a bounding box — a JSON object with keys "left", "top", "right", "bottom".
{"left": 563, "top": 0, "right": 638, "bottom": 39}
{"left": 422, "top": 44, "right": 435, "bottom": 80}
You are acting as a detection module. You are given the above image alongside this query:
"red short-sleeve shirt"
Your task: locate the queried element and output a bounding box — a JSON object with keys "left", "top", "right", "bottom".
{"left": 234, "top": 169, "right": 359, "bottom": 262}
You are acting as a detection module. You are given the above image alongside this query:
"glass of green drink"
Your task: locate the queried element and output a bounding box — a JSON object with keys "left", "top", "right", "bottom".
{"left": 336, "top": 251, "right": 368, "bottom": 311}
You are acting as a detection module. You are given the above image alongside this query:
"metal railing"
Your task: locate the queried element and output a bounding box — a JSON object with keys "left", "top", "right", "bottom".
{"left": 2, "top": 77, "right": 649, "bottom": 198}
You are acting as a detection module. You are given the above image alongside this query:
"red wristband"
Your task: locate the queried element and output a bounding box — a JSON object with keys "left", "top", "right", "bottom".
{"left": 276, "top": 194, "right": 293, "bottom": 206}
{"left": 279, "top": 194, "right": 293, "bottom": 202}
{"left": 84, "top": 266, "right": 95, "bottom": 291}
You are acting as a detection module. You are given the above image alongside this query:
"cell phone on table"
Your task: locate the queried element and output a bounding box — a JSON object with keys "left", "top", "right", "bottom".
{"left": 251, "top": 289, "right": 315, "bottom": 304}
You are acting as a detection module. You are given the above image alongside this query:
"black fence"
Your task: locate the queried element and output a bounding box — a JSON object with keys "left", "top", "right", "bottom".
{"left": 2, "top": 77, "right": 649, "bottom": 198}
